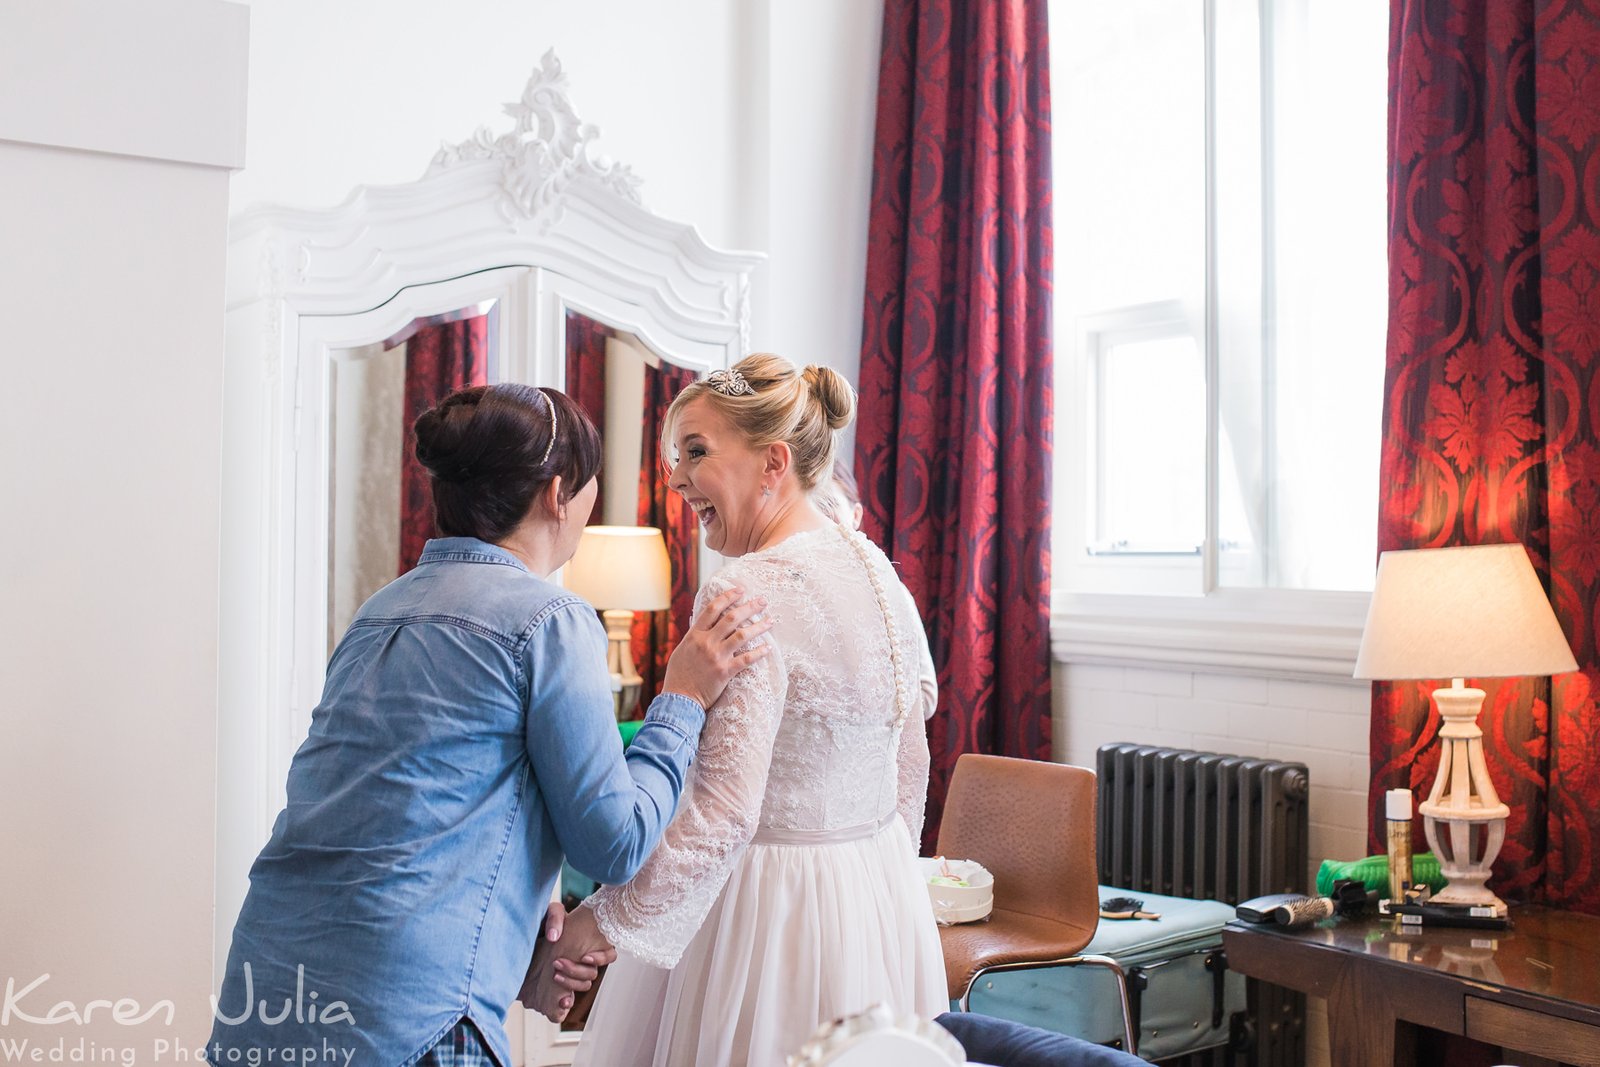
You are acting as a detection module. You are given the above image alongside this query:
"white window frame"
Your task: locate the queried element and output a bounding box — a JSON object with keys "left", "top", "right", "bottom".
{"left": 1083, "top": 301, "right": 1206, "bottom": 559}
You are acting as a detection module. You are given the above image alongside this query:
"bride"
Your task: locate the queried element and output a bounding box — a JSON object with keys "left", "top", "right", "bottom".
{"left": 529, "top": 353, "right": 946, "bottom": 1065}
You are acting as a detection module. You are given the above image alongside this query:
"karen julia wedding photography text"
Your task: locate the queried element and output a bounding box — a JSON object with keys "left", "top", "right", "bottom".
{"left": 2, "top": 968, "right": 356, "bottom": 1066}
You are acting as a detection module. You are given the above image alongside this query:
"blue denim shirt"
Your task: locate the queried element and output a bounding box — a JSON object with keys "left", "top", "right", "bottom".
{"left": 208, "top": 538, "right": 703, "bottom": 1067}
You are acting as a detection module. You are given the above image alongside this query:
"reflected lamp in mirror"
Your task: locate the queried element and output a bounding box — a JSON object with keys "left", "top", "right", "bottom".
{"left": 563, "top": 525, "right": 672, "bottom": 720}
{"left": 1354, "top": 543, "right": 1577, "bottom": 917}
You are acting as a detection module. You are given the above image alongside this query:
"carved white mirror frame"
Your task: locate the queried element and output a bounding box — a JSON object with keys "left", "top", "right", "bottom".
{"left": 216, "top": 56, "right": 762, "bottom": 1040}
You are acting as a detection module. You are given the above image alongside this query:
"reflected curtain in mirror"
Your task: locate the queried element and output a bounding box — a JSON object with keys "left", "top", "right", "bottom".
{"left": 565, "top": 309, "right": 610, "bottom": 523}
{"left": 399, "top": 315, "right": 490, "bottom": 573}
{"left": 633, "top": 360, "right": 701, "bottom": 704}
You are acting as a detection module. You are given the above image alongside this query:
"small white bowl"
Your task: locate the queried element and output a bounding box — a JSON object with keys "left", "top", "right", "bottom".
{"left": 917, "top": 858, "right": 994, "bottom": 924}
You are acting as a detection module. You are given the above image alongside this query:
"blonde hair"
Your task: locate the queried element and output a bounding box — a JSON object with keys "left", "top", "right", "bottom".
{"left": 662, "top": 353, "right": 856, "bottom": 491}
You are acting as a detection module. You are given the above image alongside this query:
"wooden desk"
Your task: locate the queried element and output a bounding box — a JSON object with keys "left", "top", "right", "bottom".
{"left": 1222, "top": 906, "right": 1600, "bottom": 1066}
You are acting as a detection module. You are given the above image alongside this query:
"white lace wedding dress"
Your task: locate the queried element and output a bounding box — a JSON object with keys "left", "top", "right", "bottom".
{"left": 573, "top": 524, "right": 947, "bottom": 1067}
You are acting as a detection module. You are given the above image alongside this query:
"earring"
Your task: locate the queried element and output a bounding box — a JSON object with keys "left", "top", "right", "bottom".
{"left": 762, "top": 485, "right": 773, "bottom": 497}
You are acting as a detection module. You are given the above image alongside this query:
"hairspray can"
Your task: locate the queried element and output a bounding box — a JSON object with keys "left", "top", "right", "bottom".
{"left": 1386, "top": 788, "right": 1413, "bottom": 903}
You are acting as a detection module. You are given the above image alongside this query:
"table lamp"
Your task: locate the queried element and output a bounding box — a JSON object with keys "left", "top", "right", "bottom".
{"left": 563, "top": 525, "right": 672, "bottom": 720}
{"left": 1354, "top": 543, "right": 1576, "bottom": 917}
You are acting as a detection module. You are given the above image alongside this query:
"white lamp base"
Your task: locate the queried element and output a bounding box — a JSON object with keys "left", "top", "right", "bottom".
{"left": 1418, "top": 680, "right": 1510, "bottom": 917}
{"left": 602, "top": 609, "right": 644, "bottom": 721}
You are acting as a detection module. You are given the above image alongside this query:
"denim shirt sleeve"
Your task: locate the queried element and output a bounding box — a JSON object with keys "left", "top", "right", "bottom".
{"left": 524, "top": 600, "right": 706, "bottom": 885}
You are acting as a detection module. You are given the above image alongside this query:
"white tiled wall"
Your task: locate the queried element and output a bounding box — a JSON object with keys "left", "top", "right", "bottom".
{"left": 1051, "top": 661, "right": 1374, "bottom": 892}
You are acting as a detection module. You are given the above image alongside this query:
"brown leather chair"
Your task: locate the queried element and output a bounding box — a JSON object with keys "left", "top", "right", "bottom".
{"left": 936, "top": 754, "right": 1136, "bottom": 1052}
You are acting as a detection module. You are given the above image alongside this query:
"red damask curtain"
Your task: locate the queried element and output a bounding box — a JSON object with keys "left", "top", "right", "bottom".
{"left": 1373, "top": 0, "right": 1600, "bottom": 913}
{"left": 565, "top": 310, "right": 610, "bottom": 524}
{"left": 400, "top": 316, "right": 490, "bottom": 573}
{"left": 632, "top": 361, "right": 701, "bottom": 708}
{"left": 858, "top": 0, "right": 1054, "bottom": 851}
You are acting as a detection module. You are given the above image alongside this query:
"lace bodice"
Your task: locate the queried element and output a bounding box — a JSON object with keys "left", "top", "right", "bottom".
{"left": 587, "top": 524, "right": 938, "bottom": 968}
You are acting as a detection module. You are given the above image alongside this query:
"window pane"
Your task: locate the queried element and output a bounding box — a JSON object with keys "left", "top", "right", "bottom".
{"left": 1257, "top": 0, "right": 1387, "bottom": 590}
{"left": 1053, "top": 0, "right": 1206, "bottom": 594}
{"left": 1097, "top": 336, "right": 1205, "bottom": 551}
{"left": 1054, "top": 1, "right": 1204, "bottom": 314}
{"left": 1052, "top": 0, "right": 1386, "bottom": 595}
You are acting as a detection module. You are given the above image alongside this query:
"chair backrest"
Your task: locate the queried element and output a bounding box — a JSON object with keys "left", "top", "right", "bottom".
{"left": 935, "top": 754, "right": 1098, "bottom": 932}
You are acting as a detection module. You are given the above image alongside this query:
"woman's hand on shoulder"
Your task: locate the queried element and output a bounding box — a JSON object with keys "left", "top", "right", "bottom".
{"left": 660, "top": 587, "right": 772, "bottom": 710}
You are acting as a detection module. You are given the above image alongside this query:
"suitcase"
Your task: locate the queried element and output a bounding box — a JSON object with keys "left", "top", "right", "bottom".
{"left": 960, "top": 886, "right": 1246, "bottom": 1061}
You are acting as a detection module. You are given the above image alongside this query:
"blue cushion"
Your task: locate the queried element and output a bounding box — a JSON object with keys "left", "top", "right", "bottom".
{"left": 1078, "top": 891, "right": 1233, "bottom": 959}
{"left": 935, "top": 1012, "right": 1146, "bottom": 1067}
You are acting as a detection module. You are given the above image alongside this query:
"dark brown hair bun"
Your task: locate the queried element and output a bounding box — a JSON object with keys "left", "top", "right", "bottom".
{"left": 411, "top": 383, "right": 601, "bottom": 542}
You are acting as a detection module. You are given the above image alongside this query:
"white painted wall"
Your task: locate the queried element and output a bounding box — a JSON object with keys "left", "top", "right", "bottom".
{"left": 0, "top": 0, "right": 246, "bottom": 168}
{"left": 230, "top": 0, "right": 882, "bottom": 376}
{"left": 0, "top": 0, "right": 247, "bottom": 1056}
{"left": 761, "top": 0, "right": 884, "bottom": 387}
{"left": 232, "top": 1, "right": 742, "bottom": 246}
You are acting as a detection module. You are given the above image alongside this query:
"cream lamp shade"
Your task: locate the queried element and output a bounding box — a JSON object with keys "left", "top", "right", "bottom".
{"left": 563, "top": 525, "right": 672, "bottom": 612}
{"left": 1353, "top": 543, "right": 1576, "bottom": 681}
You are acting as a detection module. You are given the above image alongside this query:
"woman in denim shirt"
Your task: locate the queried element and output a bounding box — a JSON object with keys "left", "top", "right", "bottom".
{"left": 208, "top": 384, "right": 768, "bottom": 1067}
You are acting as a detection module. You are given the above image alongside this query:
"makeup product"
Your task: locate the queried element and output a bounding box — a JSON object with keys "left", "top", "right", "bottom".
{"left": 1386, "top": 788, "right": 1414, "bottom": 904}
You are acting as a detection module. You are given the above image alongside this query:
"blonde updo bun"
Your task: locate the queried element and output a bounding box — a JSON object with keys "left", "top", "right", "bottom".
{"left": 802, "top": 364, "right": 856, "bottom": 431}
{"left": 661, "top": 352, "right": 858, "bottom": 491}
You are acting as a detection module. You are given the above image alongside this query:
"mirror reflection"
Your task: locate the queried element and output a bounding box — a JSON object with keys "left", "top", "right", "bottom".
{"left": 563, "top": 309, "right": 700, "bottom": 717}
{"left": 327, "top": 304, "right": 497, "bottom": 650}
{"left": 323, "top": 302, "right": 702, "bottom": 734}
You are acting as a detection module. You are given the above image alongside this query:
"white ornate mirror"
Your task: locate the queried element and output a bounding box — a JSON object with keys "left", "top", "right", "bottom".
{"left": 217, "top": 55, "right": 760, "bottom": 1062}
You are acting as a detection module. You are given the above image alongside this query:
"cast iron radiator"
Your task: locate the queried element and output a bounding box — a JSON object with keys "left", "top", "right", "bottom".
{"left": 1096, "top": 743, "right": 1310, "bottom": 1067}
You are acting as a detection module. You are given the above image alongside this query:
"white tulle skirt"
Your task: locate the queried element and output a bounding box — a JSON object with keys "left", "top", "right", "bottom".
{"left": 573, "top": 814, "right": 947, "bottom": 1067}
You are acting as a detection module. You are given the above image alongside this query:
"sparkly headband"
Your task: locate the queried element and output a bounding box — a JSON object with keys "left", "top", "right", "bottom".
{"left": 540, "top": 389, "right": 557, "bottom": 465}
{"left": 705, "top": 368, "right": 755, "bottom": 397}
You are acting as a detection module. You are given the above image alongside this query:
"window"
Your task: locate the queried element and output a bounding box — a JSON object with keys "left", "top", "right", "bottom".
{"left": 1051, "top": 0, "right": 1388, "bottom": 596}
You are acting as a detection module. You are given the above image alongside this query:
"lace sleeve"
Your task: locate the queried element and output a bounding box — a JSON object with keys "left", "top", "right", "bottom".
{"left": 586, "top": 578, "right": 786, "bottom": 969}
{"left": 892, "top": 578, "right": 935, "bottom": 849}
{"left": 895, "top": 712, "right": 932, "bottom": 851}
